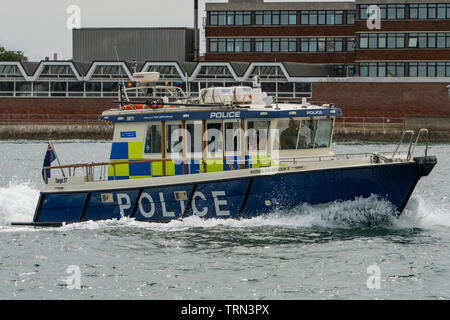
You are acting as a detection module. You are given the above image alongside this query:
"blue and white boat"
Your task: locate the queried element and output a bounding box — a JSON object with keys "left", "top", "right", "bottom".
{"left": 14, "top": 72, "right": 437, "bottom": 227}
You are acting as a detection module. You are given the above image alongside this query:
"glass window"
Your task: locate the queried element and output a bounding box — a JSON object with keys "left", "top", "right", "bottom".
{"left": 309, "top": 11, "right": 317, "bottom": 25}
{"left": 227, "top": 12, "right": 234, "bottom": 25}
{"left": 255, "top": 39, "right": 263, "bottom": 52}
{"left": 318, "top": 11, "right": 326, "bottom": 24}
{"left": 264, "top": 11, "right": 271, "bottom": 25}
{"left": 301, "top": 11, "right": 309, "bottom": 24}
{"left": 185, "top": 121, "right": 202, "bottom": 154}
{"left": 437, "top": 33, "right": 445, "bottom": 48}
{"left": 227, "top": 39, "right": 234, "bottom": 52}
{"left": 144, "top": 124, "right": 162, "bottom": 154}
{"left": 289, "top": 11, "right": 297, "bottom": 25}
{"left": 308, "top": 39, "right": 317, "bottom": 52}
{"left": 68, "top": 82, "right": 84, "bottom": 92}
{"left": 206, "top": 122, "right": 223, "bottom": 155}
{"left": 396, "top": 63, "right": 405, "bottom": 77}
{"left": 396, "top": 34, "right": 404, "bottom": 48}
{"left": 437, "top": 63, "right": 445, "bottom": 77}
{"left": 360, "top": 34, "right": 368, "bottom": 49}
{"left": 255, "top": 11, "right": 263, "bottom": 25}
{"left": 428, "top": 4, "right": 437, "bottom": 19}
{"left": 51, "top": 82, "right": 66, "bottom": 92}
{"left": 314, "top": 119, "right": 332, "bottom": 148}
{"left": 224, "top": 120, "right": 241, "bottom": 153}
{"left": 360, "top": 5, "right": 368, "bottom": 20}
{"left": 318, "top": 38, "right": 326, "bottom": 52}
{"left": 278, "top": 119, "right": 300, "bottom": 150}
{"left": 335, "top": 38, "right": 343, "bottom": 52}
{"left": 272, "top": 38, "right": 280, "bottom": 52}
{"left": 247, "top": 121, "right": 270, "bottom": 154}
{"left": 437, "top": 4, "right": 446, "bottom": 19}
{"left": 347, "top": 11, "right": 355, "bottom": 24}
{"left": 263, "top": 39, "right": 271, "bottom": 52}
{"left": 387, "top": 34, "right": 396, "bottom": 48}
{"left": 289, "top": 39, "right": 297, "bottom": 52}
{"left": 418, "top": 63, "right": 427, "bottom": 77}
{"left": 347, "top": 38, "right": 355, "bottom": 52}
{"left": 428, "top": 33, "right": 436, "bottom": 48}
{"left": 327, "top": 11, "right": 335, "bottom": 24}
{"left": 218, "top": 39, "right": 226, "bottom": 52}
{"left": 387, "top": 5, "right": 396, "bottom": 19}
{"left": 427, "top": 63, "right": 436, "bottom": 77}
{"left": 297, "top": 120, "right": 317, "bottom": 149}
{"left": 218, "top": 12, "right": 226, "bottom": 25}
{"left": 281, "top": 11, "right": 289, "bottom": 25}
{"left": 360, "top": 63, "right": 368, "bottom": 77}
{"left": 368, "top": 63, "right": 377, "bottom": 77}
{"left": 243, "top": 12, "right": 251, "bottom": 25}
{"left": 418, "top": 33, "right": 427, "bottom": 48}
{"left": 419, "top": 4, "right": 427, "bottom": 19}
{"left": 335, "top": 11, "right": 343, "bottom": 24}
{"left": 235, "top": 12, "right": 243, "bottom": 25}
{"left": 33, "top": 81, "right": 49, "bottom": 92}
{"left": 209, "top": 39, "right": 218, "bottom": 52}
{"left": 378, "top": 63, "right": 386, "bottom": 77}
{"left": 272, "top": 11, "right": 280, "bottom": 25}
{"left": 409, "top": 34, "right": 418, "bottom": 48}
{"left": 210, "top": 12, "right": 218, "bottom": 25}
{"left": 410, "top": 5, "right": 418, "bottom": 19}
{"left": 409, "top": 63, "right": 418, "bottom": 77}
{"left": 378, "top": 34, "right": 386, "bottom": 48}
{"left": 369, "top": 34, "right": 377, "bottom": 49}
{"left": 166, "top": 123, "right": 183, "bottom": 154}
{"left": 397, "top": 5, "right": 405, "bottom": 19}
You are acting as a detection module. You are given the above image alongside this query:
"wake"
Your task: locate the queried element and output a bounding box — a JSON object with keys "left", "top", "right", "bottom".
{"left": 0, "top": 182, "right": 449, "bottom": 232}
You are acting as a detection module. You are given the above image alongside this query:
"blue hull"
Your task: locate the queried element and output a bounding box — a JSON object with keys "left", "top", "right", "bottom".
{"left": 29, "top": 160, "right": 433, "bottom": 226}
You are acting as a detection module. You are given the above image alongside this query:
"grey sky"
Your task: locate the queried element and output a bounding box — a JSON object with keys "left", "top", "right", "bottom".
{"left": 0, "top": 0, "right": 354, "bottom": 61}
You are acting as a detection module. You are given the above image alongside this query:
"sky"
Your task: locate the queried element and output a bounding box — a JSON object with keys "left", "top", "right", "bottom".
{"left": 0, "top": 0, "right": 354, "bottom": 61}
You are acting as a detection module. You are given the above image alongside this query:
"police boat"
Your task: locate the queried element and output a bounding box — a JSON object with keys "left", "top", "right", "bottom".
{"left": 13, "top": 72, "right": 437, "bottom": 227}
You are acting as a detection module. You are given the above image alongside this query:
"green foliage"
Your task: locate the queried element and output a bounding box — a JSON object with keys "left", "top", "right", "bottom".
{"left": 0, "top": 45, "right": 28, "bottom": 61}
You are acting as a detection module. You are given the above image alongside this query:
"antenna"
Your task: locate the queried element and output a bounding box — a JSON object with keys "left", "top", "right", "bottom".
{"left": 114, "top": 45, "right": 130, "bottom": 103}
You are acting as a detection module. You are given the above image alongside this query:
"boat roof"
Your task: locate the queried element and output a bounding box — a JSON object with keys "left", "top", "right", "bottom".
{"left": 99, "top": 103, "right": 343, "bottom": 124}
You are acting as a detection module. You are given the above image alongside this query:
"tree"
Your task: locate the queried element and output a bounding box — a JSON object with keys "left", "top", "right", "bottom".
{"left": 0, "top": 45, "right": 28, "bottom": 61}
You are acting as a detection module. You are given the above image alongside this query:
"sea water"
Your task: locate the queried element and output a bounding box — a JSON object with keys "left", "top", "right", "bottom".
{"left": 0, "top": 140, "right": 449, "bottom": 300}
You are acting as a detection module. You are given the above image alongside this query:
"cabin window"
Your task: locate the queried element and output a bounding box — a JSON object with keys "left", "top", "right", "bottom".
{"left": 277, "top": 118, "right": 332, "bottom": 150}
{"left": 315, "top": 119, "right": 333, "bottom": 148}
{"left": 166, "top": 123, "right": 183, "bottom": 155}
{"left": 224, "top": 120, "right": 241, "bottom": 153}
{"left": 247, "top": 121, "right": 270, "bottom": 154}
{"left": 206, "top": 122, "right": 223, "bottom": 156}
{"left": 185, "top": 121, "right": 203, "bottom": 155}
{"left": 144, "top": 123, "right": 162, "bottom": 154}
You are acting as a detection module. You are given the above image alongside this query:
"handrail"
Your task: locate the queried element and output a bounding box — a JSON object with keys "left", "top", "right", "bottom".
{"left": 392, "top": 130, "right": 414, "bottom": 160}
{"left": 408, "top": 128, "right": 430, "bottom": 161}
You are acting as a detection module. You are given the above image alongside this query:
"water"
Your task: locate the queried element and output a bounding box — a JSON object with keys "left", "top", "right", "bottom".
{"left": 0, "top": 140, "right": 449, "bottom": 300}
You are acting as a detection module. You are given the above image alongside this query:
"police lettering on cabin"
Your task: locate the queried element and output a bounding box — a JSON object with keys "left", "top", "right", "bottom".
{"left": 210, "top": 111, "right": 241, "bottom": 119}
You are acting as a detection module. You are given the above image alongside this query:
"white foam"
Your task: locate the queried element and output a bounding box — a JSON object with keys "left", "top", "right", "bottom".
{"left": 0, "top": 181, "right": 39, "bottom": 227}
{"left": 396, "top": 196, "right": 450, "bottom": 229}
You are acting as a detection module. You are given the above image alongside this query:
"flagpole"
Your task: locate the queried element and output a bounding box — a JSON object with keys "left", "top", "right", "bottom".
{"left": 49, "top": 140, "right": 66, "bottom": 178}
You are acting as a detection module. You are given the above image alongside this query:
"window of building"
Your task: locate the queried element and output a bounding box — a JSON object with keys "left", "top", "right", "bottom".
{"left": 347, "top": 11, "right": 355, "bottom": 24}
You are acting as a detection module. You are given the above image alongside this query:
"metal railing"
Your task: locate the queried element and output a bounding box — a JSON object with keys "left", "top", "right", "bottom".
{"left": 0, "top": 113, "right": 101, "bottom": 124}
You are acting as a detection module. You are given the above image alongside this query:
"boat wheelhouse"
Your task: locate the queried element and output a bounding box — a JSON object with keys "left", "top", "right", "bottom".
{"left": 13, "top": 73, "right": 437, "bottom": 227}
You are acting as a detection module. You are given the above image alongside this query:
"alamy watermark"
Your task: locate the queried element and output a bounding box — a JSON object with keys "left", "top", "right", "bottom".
{"left": 66, "top": 5, "right": 81, "bottom": 30}
{"left": 63, "top": 265, "right": 81, "bottom": 290}
{"left": 366, "top": 5, "right": 381, "bottom": 30}
{"left": 366, "top": 264, "right": 381, "bottom": 290}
